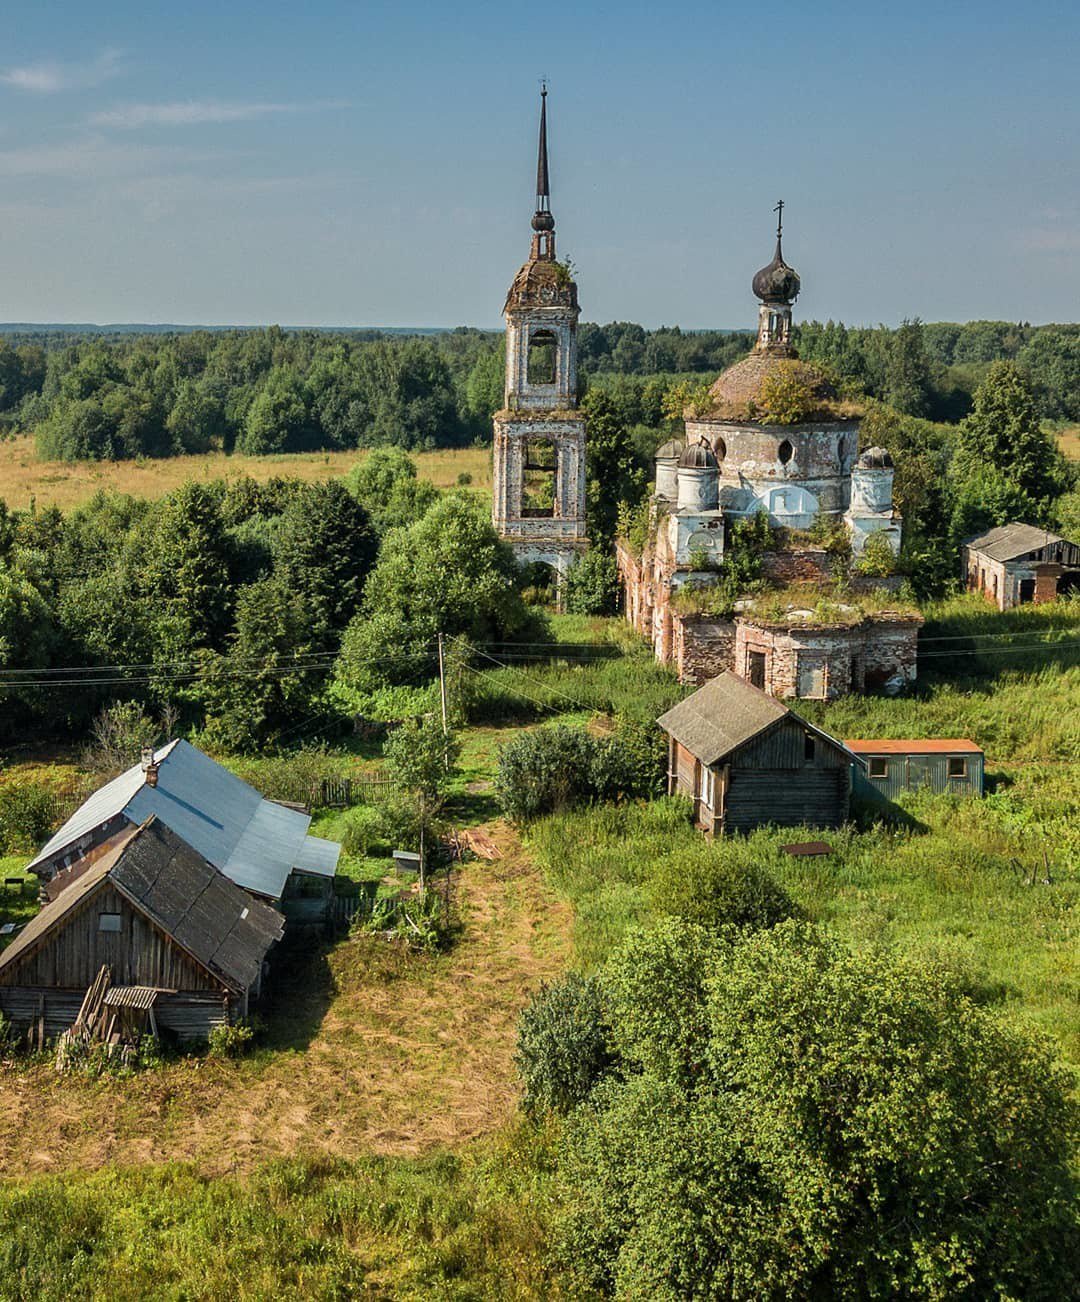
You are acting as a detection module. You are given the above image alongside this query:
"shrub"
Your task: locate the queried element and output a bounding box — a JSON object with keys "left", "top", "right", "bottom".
{"left": 564, "top": 551, "right": 620, "bottom": 616}
{"left": 554, "top": 921, "right": 1080, "bottom": 1300}
{"left": 648, "top": 846, "right": 799, "bottom": 934}
{"left": 495, "top": 726, "right": 596, "bottom": 822}
{"left": 0, "top": 779, "right": 56, "bottom": 853}
{"left": 854, "top": 528, "right": 899, "bottom": 576}
{"left": 515, "top": 974, "right": 616, "bottom": 1115}
{"left": 207, "top": 1022, "right": 255, "bottom": 1059}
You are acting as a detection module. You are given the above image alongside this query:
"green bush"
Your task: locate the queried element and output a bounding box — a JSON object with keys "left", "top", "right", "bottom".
{"left": 564, "top": 551, "right": 620, "bottom": 616}
{"left": 496, "top": 723, "right": 661, "bottom": 822}
{"left": 553, "top": 920, "right": 1080, "bottom": 1300}
{"left": 207, "top": 1021, "right": 255, "bottom": 1059}
{"left": 648, "top": 844, "right": 800, "bottom": 934}
{"left": 0, "top": 779, "right": 56, "bottom": 853}
{"left": 516, "top": 974, "right": 616, "bottom": 1116}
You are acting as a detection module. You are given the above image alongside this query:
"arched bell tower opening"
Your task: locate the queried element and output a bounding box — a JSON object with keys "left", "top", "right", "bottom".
{"left": 492, "top": 85, "right": 588, "bottom": 601}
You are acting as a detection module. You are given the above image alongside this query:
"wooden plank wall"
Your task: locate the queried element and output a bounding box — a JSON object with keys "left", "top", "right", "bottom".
{"left": 726, "top": 769, "right": 848, "bottom": 831}
{"left": 735, "top": 717, "right": 847, "bottom": 770}
{"left": 0, "top": 882, "right": 224, "bottom": 994}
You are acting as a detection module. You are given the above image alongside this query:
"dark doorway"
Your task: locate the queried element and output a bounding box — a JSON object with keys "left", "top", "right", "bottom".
{"left": 1018, "top": 578, "right": 1036, "bottom": 604}
{"left": 747, "top": 651, "right": 766, "bottom": 689}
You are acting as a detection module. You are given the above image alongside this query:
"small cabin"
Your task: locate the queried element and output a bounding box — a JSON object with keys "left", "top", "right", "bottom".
{"left": 28, "top": 739, "right": 340, "bottom": 915}
{"left": 0, "top": 817, "right": 284, "bottom": 1041}
{"left": 846, "top": 739, "right": 984, "bottom": 798}
{"left": 657, "top": 671, "right": 854, "bottom": 835}
{"left": 963, "top": 522, "right": 1080, "bottom": 610}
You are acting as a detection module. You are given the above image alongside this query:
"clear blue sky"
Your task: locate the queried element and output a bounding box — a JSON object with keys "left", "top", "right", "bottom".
{"left": 1, "top": 0, "right": 1077, "bottom": 329}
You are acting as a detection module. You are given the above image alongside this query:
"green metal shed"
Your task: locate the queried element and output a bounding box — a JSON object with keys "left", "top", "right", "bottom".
{"left": 845, "top": 739, "right": 984, "bottom": 799}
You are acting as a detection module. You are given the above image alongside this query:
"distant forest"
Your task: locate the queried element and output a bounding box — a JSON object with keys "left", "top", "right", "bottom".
{"left": 0, "top": 318, "right": 1076, "bottom": 462}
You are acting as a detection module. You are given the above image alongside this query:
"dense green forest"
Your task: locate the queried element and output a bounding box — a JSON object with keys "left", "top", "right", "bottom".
{"left": 0, "top": 318, "right": 1077, "bottom": 461}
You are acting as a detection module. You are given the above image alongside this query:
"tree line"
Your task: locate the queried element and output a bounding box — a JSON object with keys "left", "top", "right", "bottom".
{"left": 1, "top": 317, "right": 1077, "bottom": 464}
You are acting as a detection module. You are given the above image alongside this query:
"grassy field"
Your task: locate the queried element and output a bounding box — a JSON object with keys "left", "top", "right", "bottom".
{"left": 0, "top": 599, "right": 1076, "bottom": 1295}
{"left": 0, "top": 434, "right": 492, "bottom": 511}
{"left": 1059, "top": 425, "right": 1080, "bottom": 460}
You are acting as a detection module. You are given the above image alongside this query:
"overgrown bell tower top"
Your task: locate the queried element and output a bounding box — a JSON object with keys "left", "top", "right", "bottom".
{"left": 504, "top": 85, "right": 578, "bottom": 315}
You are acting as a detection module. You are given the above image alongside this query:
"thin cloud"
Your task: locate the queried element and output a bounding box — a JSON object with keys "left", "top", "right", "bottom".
{"left": 0, "top": 49, "right": 124, "bottom": 94}
{"left": 89, "top": 98, "right": 347, "bottom": 129}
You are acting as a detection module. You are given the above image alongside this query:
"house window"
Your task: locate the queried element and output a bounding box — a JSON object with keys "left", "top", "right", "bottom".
{"left": 868, "top": 756, "right": 888, "bottom": 779}
{"left": 98, "top": 912, "right": 122, "bottom": 933}
{"left": 804, "top": 733, "right": 816, "bottom": 762}
{"left": 947, "top": 756, "right": 967, "bottom": 779}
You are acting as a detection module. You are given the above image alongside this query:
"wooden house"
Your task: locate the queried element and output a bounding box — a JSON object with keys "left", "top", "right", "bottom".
{"left": 963, "top": 522, "right": 1080, "bottom": 610}
{"left": 27, "top": 739, "right": 340, "bottom": 916}
{"left": 846, "top": 739, "right": 984, "bottom": 798}
{"left": 0, "top": 816, "right": 284, "bottom": 1041}
{"left": 657, "top": 671, "right": 855, "bottom": 835}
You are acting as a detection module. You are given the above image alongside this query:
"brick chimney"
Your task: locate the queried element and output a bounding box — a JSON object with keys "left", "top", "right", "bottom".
{"left": 141, "top": 747, "right": 159, "bottom": 788}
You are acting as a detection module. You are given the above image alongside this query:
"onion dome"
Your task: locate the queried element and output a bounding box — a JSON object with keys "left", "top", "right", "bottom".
{"left": 655, "top": 438, "right": 685, "bottom": 461}
{"left": 531, "top": 209, "right": 555, "bottom": 232}
{"left": 856, "top": 447, "right": 894, "bottom": 469}
{"left": 678, "top": 437, "right": 718, "bottom": 469}
{"left": 752, "top": 238, "right": 801, "bottom": 305}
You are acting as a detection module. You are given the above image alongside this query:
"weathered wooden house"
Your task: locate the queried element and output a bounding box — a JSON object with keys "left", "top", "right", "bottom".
{"left": 28, "top": 739, "right": 340, "bottom": 916}
{"left": 846, "top": 739, "right": 985, "bottom": 798}
{"left": 0, "top": 816, "right": 284, "bottom": 1041}
{"left": 963, "top": 523, "right": 1080, "bottom": 609}
{"left": 657, "top": 671, "right": 854, "bottom": 834}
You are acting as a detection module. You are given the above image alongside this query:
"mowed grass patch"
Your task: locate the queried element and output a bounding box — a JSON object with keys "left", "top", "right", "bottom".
{"left": 0, "top": 832, "right": 571, "bottom": 1177}
{"left": 0, "top": 434, "right": 491, "bottom": 511}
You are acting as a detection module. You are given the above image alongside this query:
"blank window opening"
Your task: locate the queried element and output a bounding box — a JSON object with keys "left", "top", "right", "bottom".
{"left": 527, "top": 331, "right": 557, "bottom": 386}
{"left": 521, "top": 439, "right": 557, "bottom": 518}
{"left": 947, "top": 756, "right": 967, "bottom": 779}
{"left": 868, "top": 756, "right": 888, "bottom": 779}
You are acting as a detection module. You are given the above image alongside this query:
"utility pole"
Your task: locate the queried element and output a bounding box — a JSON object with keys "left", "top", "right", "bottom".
{"left": 437, "top": 632, "right": 450, "bottom": 770}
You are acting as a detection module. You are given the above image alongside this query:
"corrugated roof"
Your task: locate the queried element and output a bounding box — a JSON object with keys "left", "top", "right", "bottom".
{"left": 29, "top": 740, "right": 338, "bottom": 901}
{"left": 0, "top": 818, "right": 285, "bottom": 993}
{"left": 657, "top": 672, "right": 789, "bottom": 767}
{"left": 965, "top": 522, "right": 1065, "bottom": 562}
{"left": 293, "top": 835, "right": 341, "bottom": 878}
{"left": 844, "top": 739, "right": 983, "bottom": 755}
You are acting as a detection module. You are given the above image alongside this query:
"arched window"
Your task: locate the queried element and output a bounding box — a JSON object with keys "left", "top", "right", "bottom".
{"left": 777, "top": 439, "right": 794, "bottom": 466}
{"left": 715, "top": 437, "right": 727, "bottom": 463}
{"left": 527, "top": 330, "right": 557, "bottom": 385}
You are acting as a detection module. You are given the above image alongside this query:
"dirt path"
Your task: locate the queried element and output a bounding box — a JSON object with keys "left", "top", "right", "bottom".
{"left": 0, "top": 823, "right": 570, "bottom": 1176}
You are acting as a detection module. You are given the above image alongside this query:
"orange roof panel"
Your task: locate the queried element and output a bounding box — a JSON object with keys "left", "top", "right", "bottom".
{"left": 843, "top": 739, "right": 982, "bottom": 755}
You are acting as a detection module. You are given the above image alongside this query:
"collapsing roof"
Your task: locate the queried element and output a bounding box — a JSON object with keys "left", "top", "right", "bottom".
{"left": 658, "top": 671, "right": 854, "bottom": 767}
{"left": 28, "top": 739, "right": 340, "bottom": 900}
{"left": 1, "top": 818, "right": 284, "bottom": 994}
{"left": 964, "top": 522, "right": 1066, "bottom": 563}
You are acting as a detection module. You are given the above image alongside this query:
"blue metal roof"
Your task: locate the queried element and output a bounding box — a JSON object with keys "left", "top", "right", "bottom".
{"left": 29, "top": 740, "right": 340, "bottom": 900}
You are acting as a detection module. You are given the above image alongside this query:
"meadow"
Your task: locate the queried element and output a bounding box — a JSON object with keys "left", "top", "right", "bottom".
{"left": 0, "top": 598, "right": 1076, "bottom": 1297}
{"left": 0, "top": 434, "right": 491, "bottom": 512}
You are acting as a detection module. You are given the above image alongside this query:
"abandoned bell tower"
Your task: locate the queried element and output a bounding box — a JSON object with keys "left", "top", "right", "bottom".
{"left": 492, "top": 86, "right": 588, "bottom": 582}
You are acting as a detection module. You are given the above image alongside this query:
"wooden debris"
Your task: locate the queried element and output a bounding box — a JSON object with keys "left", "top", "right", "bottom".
{"left": 461, "top": 829, "right": 502, "bottom": 861}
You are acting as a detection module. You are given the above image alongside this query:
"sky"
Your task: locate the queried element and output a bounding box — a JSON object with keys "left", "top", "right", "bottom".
{"left": 0, "top": 0, "right": 1077, "bottom": 330}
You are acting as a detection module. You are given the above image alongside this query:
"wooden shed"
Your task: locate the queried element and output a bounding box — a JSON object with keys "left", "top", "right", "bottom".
{"left": 963, "top": 522, "right": 1080, "bottom": 610}
{"left": 0, "top": 816, "right": 284, "bottom": 1042}
{"left": 846, "top": 739, "right": 985, "bottom": 798}
{"left": 657, "top": 671, "right": 854, "bottom": 835}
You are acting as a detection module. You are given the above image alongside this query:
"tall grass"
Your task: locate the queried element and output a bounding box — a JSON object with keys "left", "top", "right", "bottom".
{"left": 0, "top": 1134, "right": 559, "bottom": 1301}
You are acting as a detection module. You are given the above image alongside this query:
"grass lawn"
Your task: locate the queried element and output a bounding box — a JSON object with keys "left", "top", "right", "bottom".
{"left": 0, "top": 434, "right": 492, "bottom": 512}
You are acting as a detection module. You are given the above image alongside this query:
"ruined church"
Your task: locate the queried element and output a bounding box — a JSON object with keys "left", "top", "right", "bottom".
{"left": 493, "top": 95, "right": 920, "bottom": 699}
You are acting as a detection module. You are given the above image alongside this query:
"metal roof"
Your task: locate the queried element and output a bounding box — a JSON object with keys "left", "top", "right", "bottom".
{"left": 103, "top": 986, "right": 168, "bottom": 1010}
{"left": 658, "top": 672, "right": 855, "bottom": 768}
{"left": 844, "top": 739, "right": 983, "bottom": 755}
{"left": 292, "top": 835, "right": 341, "bottom": 878}
{"left": 964, "top": 522, "right": 1065, "bottom": 562}
{"left": 29, "top": 740, "right": 339, "bottom": 901}
{"left": 0, "top": 818, "right": 285, "bottom": 993}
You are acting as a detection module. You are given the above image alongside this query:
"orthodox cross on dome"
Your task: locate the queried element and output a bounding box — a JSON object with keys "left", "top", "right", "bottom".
{"left": 774, "top": 199, "right": 784, "bottom": 249}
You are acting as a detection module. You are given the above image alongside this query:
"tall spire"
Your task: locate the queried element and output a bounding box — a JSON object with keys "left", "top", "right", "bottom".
{"left": 536, "top": 83, "right": 550, "bottom": 211}
{"left": 530, "top": 83, "right": 555, "bottom": 258}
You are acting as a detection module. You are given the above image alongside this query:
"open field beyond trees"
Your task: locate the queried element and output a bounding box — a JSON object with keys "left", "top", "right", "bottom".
{"left": 0, "top": 434, "right": 491, "bottom": 512}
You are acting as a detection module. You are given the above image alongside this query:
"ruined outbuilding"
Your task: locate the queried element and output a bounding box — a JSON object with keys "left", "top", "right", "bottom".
{"left": 963, "top": 522, "right": 1080, "bottom": 610}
